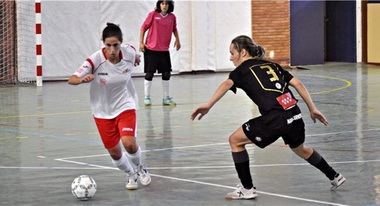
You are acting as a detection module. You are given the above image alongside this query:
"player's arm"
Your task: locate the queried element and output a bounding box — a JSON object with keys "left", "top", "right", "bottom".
{"left": 191, "top": 79, "right": 234, "bottom": 120}
{"left": 140, "top": 12, "right": 154, "bottom": 52}
{"left": 139, "top": 29, "right": 147, "bottom": 52}
{"left": 68, "top": 74, "right": 94, "bottom": 85}
{"left": 68, "top": 61, "right": 94, "bottom": 85}
{"left": 173, "top": 29, "right": 181, "bottom": 51}
{"left": 289, "top": 77, "right": 328, "bottom": 125}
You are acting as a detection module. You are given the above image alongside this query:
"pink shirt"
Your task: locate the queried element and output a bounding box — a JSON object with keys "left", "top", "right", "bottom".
{"left": 141, "top": 11, "right": 177, "bottom": 51}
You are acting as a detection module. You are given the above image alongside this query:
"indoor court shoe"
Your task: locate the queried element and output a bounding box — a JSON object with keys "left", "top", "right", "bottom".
{"left": 126, "top": 173, "right": 138, "bottom": 190}
{"left": 137, "top": 164, "right": 151, "bottom": 186}
{"left": 162, "top": 96, "right": 176, "bottom": 106}
{"left": 225, "top": 184, "right": 257, "bottom": 200}
{"left": 144, "top": 97, "right": 152, "bottom": 106}
{"left": 331, "top": 173, "right": 346, "bottom": 190}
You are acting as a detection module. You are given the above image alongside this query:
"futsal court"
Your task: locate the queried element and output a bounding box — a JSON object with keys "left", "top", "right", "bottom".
{"left": 0, "top": 62, "right": 379, "bottom": 206}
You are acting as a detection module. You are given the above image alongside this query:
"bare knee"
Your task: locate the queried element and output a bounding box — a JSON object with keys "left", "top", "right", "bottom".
{"left": 121, "top": 136, "right": 138, "bottom": 153}
{"left": 107, "top": 145, "right": 122, "bottom": 160}
{"left": 292, "top": 145, "right": 313, "bottom": 159}
{"left": 228, "top": 133, "right": 247, "bottom": 152}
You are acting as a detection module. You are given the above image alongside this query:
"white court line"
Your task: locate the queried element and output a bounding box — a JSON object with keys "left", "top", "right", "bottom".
{"left": 54, "top": 158, "right": 350, "bottom": 206}
{"left": 3, "top": 159, "right": 379, "bottom": 171}
{"left": 0, "top": 166, "right": 108, "bottom": 170}
{"left": 56, "top": 127, "right": 380, "bottom": 161}
{"left": 147, "top": 159, "right": 380, "bottom": 170}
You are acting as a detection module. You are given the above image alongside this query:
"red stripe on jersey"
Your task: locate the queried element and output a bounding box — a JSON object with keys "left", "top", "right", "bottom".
{"left": 86, "top": 58, "right": 95, "bottom": 70}
{"left": 36, "top": 65, "right": 42, "bottom": 76}
{"left": 35, "top": 3, "right": 41, "bottom": 13}
{"left": 36, "top": 45, "right": 42, "bottom": 55}
{"left": 102, "top": 48, "right": 107, "bottom": 60}
{"left": 36, "top": 24, "right": 42, "bottom": 34}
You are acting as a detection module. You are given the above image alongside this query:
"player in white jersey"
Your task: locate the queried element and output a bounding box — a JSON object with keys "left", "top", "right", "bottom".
{"left": 68, "top": 23, "right": 151, "bottom": 190}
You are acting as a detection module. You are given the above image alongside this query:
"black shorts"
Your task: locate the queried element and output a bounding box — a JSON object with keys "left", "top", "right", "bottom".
{"left": 143, "top": 48, "right": 172, "bottom": 73}
{"left": 242, "top": 106, "right": 305, "bottom": 149}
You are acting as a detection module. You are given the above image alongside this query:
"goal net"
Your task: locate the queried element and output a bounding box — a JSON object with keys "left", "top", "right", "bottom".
{"left": 0, "top": 0, "right": 17, "bottom": 84}
{"left": 0, "top": 0, "right": 35, "bottom": 85}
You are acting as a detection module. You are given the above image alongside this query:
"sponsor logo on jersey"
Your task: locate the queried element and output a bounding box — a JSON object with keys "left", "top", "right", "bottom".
{"left": 287, "top": 113, "right": 302, "bottom": 124}
{"left": 255, "top": 136, "right": 262, "bottom": 142}
{"left": 275, "top": 83, "right": 282, "bottom": 89}
{"left": 98, "top": 72, "right": 108, "bottom": 76}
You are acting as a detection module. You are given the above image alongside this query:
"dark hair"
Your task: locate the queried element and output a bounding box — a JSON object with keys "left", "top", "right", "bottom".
{"left": 155, "top": 0, "right": 174, "bottom": 13}
{"left": 231, "top": 35, "right": 265, "bottom": 60}
{"left": 102, "top": 22, "right": 123, "bottom": 42}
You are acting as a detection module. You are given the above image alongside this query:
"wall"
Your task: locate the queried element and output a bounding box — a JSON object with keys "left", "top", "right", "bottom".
{"left": 251, "top": 0, "right": 290, "bottom": 66}
{"left": 16, "top": 0, "right": 252, "bottom": 81}
{"left": 290, "top": 1, "right": 325, "bottom": 66}
{"left": 367, "top": 3, "right": 380, "bottom": 63}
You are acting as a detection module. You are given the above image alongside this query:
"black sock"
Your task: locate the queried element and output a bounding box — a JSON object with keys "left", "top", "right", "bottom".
{"left": 306, "top": 149, "right": 337, "bottom": 180}
{"left": 232, "top": 150, "right": 254, "bottom": 189}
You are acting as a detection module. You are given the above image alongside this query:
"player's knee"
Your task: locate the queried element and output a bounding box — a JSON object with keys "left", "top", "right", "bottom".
{"left": 145, "top": 72, "right": 154, "bottom": 81}
{"left": 228, "top": 134, "right": 239, "bottom": 147}
{"left": 162, "top": 72, "right": 171, "bottom": 80}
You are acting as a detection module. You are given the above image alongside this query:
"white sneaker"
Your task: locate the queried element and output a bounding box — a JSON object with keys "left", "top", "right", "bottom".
{"left": 331, "top": 173, "right": 346, "bottom": 190}
{"left": 137, "top": 164, "right": 151, "bottom": 186}
{"left": 225, "top": 184, "right": 257, "bottom": 200}
{"left": 162, "top": 96, "right": 176, "bottom": 106}
{"left": 144, "top": 97, "right": 152, "bottom": 106}
{"left": 126, "top": 173, "right": 138, "bottom": 190}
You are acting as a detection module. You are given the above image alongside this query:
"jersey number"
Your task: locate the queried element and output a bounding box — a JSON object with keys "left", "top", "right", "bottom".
{"left": 250, "top": 64, "right": 285, "bottom": 93}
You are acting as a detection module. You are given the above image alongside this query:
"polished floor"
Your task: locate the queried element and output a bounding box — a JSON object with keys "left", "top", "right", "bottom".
{"left": 0, "top": 63, "right": 379, "bottom": 206}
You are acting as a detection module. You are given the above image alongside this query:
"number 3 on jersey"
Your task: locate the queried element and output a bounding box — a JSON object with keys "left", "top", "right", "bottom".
{"left": 249, "top": 64, "right": 285, "bottom": 93}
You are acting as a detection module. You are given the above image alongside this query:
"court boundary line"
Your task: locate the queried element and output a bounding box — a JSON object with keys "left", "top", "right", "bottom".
{"left": 55, "top": 127, "right": 380, "bottom": 160}
{"left": 53, "top": 158, "right": 350, "bottom": 206}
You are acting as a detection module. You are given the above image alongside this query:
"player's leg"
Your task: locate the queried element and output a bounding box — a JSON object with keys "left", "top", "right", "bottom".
{"left": 225, "top": 126, "right": 257, "bottom": 200}
{"left": 291, "top": 144, "right": 346, "bottom": 190}
{"left": 286, "top": 118, "right": 345, "bottom": 190}
{"left": 159, "top": 51, "right": 175, "bottom": 106}
{"left": 143, "top": 49, "right": 156, "bottom": 106}
{"left": 118, "top": 110, "right": 151, "bottom": 186}
{"left": 94, "top": 117, "right": 137, "bottom": 189}
{"left": 144, "top": 72, "right": 154, "bottom": 106}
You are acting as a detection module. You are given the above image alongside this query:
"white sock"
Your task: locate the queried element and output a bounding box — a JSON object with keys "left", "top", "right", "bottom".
{"left": 144, "top": 80, "right": 152, "bottom": 98}
{"left": 125, "top": 147, "right": 142, "bottom": 170}
{"left": 111, "top": 153, "right": 135, "bottom": 175}
{"left": 162, "top": 80, "right": 169, "bottom": 98}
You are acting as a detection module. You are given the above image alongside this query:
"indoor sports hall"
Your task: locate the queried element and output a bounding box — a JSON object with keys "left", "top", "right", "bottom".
{"left": 1, "top": 1, "right": 380, "bottom": 206}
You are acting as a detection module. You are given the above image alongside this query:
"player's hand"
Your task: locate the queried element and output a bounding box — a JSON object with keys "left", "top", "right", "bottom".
{"left": 134, "top": 53, "right": 141, "bottom": 66}
{"left": 310, "top": 109, "right": 328, "bottom": 126}
{"left": 174, "top": 40, "right": 181, "bottom": 51}
{"left": 191, "top": 103, "right": 210, "bottom": 120}
{"left": 139, "top": 43, "right": 145, "bottom": 52}
{"left": 81, "top": 74, "right": 94, "bottom": 83}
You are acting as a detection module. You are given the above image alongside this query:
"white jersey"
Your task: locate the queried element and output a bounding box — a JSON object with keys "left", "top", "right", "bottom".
{"left": 73, "top": 44, "right": 139, "bottom": 119}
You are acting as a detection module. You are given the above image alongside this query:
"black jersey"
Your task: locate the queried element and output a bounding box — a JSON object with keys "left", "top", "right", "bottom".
{"left": 229, "top": 59, "right": 297, "bottom": 115}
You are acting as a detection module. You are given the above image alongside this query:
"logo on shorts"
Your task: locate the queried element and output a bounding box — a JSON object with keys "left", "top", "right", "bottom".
{"left": 255, "top": 136, "right": 262, "bottom": 142}
{"left": 122, "top": 127, "right": 133, "bottom": 132}
{"left": 244, "top": 123, "right": 250, "bottom": 131}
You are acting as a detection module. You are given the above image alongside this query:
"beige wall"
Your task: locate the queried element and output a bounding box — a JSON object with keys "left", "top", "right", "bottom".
{"left": 367, "top": 4, "right": 380, "bottom": 63}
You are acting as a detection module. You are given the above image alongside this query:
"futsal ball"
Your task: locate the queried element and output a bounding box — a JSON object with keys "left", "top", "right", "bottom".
{"left": 71, "top": 175, "right": 97, "bottom": 201}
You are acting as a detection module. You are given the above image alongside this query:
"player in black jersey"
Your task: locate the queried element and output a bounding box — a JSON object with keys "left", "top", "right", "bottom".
{"left": 191, "top": 35, "right": 346, "bottom": 200}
